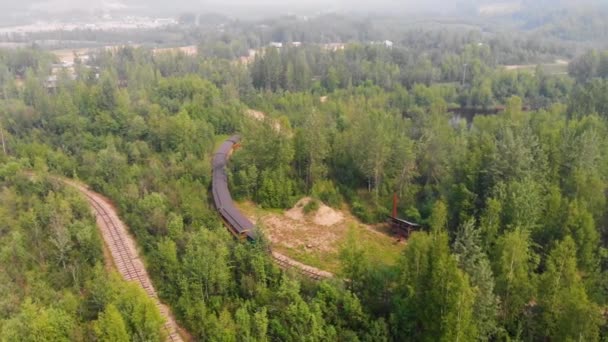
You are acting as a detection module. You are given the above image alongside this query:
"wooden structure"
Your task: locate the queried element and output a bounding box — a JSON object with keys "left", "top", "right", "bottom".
{"left": 388, "top": 193, "right": 420, "bottom": 238}
{"left": 388, "top": 216, "right": 420, "bottom": 238}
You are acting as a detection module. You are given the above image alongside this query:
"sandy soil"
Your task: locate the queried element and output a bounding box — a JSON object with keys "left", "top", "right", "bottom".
{"left": 245, "top": 109, "right": 267, "bottom": 121}
{"left": 257, "top": 198, "right": 347, "bottom": 254}
{"left": 244, "top": 109, "right": 284, "bottom": 133}
{"left": 504, "top": 59, "right": 569, "bottom": 71}
{"left": 239, "top": 49, "right": 258, "bottom": 64}
{"left": 51, "top": 45, "right": 196, "bottom": 65}
{"left": 240, "top": 196, "right": 404, "bottom": 273}
{"left": 286, "top": 197, "right": 344, "bottom": 227}
{"left": 314, "top": 205, "right": 344, "bottom": 227}
{"left": 153, "top": 45, "right": 198, "bottom": 56}
{"left": 51, "top": 48, "right": 91, "bottom": 64}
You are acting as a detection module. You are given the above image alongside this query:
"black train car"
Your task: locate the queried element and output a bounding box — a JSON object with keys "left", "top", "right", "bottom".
{"left": 212, "top": 136, "right": 256, "bottom": 240}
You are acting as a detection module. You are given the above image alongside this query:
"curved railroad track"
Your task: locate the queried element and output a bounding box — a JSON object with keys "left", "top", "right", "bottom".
{"left": 212, "top": 136, "right": 333, "bottom": 281}
{"left": 271, "top": 251, "right": 333, "bottom": 280}
{"left": 60, "top": 179, "right": 185, "bottom": 342}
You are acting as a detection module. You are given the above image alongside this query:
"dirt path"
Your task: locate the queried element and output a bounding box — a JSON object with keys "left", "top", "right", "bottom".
{"left": 62, "top": 179, "right": 186, "bottom": 342}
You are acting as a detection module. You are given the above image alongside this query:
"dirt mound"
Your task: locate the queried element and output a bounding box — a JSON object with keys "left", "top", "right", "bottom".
{"left": 285, "top": 197, "right": 307, "bottom": 221}
{"left": 285, "top": 197, "right": 344, "bottom": 227}
{"left": 244, "top": 109, "right": 284, "bottom": 133}
{"left": 313, "top": 204, "right": 344, "bottom": 226}
{"left": 245, "top": 109, "right": 266, "bottom": 121}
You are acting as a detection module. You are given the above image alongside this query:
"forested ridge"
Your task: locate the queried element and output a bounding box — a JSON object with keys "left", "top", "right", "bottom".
{"left": 1, "top": 18, "right": 608, "bottom": 341}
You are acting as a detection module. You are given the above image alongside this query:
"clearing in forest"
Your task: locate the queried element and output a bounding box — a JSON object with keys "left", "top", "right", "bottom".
{"left": 236, "top": 197, "right": 405, "bottom": 274}
{"left": 153, "top": 45, "right": 198, "bottom": 56}
{"left": 503, "top": 59, "right": 569, "bottom": 74}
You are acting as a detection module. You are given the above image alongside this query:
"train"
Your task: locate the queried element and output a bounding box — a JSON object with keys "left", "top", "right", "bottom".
{"left": 212, "top": 135, "right": 256, "bottom": 240}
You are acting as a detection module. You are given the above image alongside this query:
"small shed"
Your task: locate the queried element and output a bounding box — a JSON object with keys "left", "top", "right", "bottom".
{"left": 388, "top": 193, "right": 419, "bottom": 238}
{"left": 388, "top": 216, "right": 420, "bottom": 238}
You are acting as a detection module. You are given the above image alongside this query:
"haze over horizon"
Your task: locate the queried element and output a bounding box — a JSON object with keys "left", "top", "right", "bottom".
{"left": 4, "top": 0, "right": 607, "bottom": 17}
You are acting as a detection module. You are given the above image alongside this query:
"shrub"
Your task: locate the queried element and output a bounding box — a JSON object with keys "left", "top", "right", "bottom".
{"left": 312, "top": 180, "right": 342, "bottom": 208}
{"left": 303, "top": 199, "right": 320, "bottom": 214}
{"left": 351, "top": 200, "right": 373, "bottom": 223}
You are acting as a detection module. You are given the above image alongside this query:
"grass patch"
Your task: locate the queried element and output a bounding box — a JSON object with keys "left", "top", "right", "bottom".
{"left": 277, "top": 245, "right": 342, "bottom": 274}
{"left": 349, "top": 227, "right": 403, "bottom": 267}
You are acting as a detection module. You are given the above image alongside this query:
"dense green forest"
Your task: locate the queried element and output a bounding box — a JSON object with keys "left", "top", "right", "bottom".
{"left": 1, "top": 14, "right": 608, "bottom": 340}
{"left": 0, "top": 167, "right": 166, "bottom": 341}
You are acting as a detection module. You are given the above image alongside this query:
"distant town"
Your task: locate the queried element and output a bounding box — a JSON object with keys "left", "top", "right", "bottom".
{"left": 0, "top": 15, "right": 178, "bottom": 35}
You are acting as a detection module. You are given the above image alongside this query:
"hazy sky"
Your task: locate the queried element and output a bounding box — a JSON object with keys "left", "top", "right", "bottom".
{"left": 6, "top": 0, "right": 494, "bottom": 13}
{"left": 4, "top": 0, "right": 606, "bottom": 17}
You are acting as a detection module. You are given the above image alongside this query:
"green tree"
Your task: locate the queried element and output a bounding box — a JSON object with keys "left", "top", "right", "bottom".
{"left": 295, "top": 109, "right": 329, "bottom": 190}
{"left": 568, "top": 50, "right": 600, "bottom": 83}
{"left": 1, "top": 299, "right": 75, "bottom": 342}
{"left": 453, "top": 220, "right": 499, "bottom": 340}
{"left": 114, "top": 282, "right": 166, "bottom": 342}
{"left": 429, "top": 200, "right": 448, "bottom": 233}
{"left": 564, "top": 201, "right": 600, "bottom": 273}
{"left": 348, "top": 110, "right": 396, "bottom": 200}
{"left": 94, "top": 304, "right": 130, "bottom": 342}
{"left": 392, "top": 230, "right": 477, "bottom": 341}
{"left": 538, "top": 236, "right": 602, "bottom": 341}
{"left": 339, "top": 227, "right": 369, "bottom": 294}
{"left": 493, "top": 228, "right": 537, "bottom": 330}
{"left": 182, "top": 229, "right": 231, "bottom": 301}
{"left": 479, "top": 198, "right": 502, "bottom": 251}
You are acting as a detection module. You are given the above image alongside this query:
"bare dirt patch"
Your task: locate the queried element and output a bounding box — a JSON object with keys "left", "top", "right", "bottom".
{"left": 51, "top": 48, "right": 91, "bottom": 64}
{"left": 503, "top": 59, "right": 570, "bottom": 74}
{"left": 245, "top": 109, "right": 267, "bottom": 121}
{"left": 287, "top": 197, "right": 344, "bottom": 226}
{"left": 237, "top": 198, "right": 404, "bottom": 273}
{"left": 239, "top": 49, "right": 258, "bottom": 64}
{"left": 314, "top": 205, "right": 344, "bottom": 227}
{"left": 285, "top": 198, "right": 306, "bottom": 221}
{"left": 244, "top": 109, "right": 285, "bottom": 133}
{"left": 153, "top": 45, "right": 198, "bottom": 56}
{"left": 263, "top": 209, "right": 341, "bottom": 254}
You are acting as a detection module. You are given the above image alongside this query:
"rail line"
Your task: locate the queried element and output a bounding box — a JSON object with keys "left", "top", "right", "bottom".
{"left": 212, "top": 136, "right": 333, "bottom": 281}
{"left": 271, "top": 252, "right": 333, "bottom": 280}
{"left": 62, "top": 180, "right": 184, "bottom": 342}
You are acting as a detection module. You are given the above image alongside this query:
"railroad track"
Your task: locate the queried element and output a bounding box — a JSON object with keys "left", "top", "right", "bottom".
{"left": 63, "top": 180, "right": 183, "bottom": 342}
{"left": 212, "top": 136, "right": 333, "bottom": 281}
{"left": 271, "top": 252, "right": 332, "bottom": 281}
